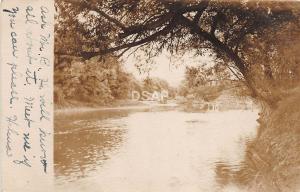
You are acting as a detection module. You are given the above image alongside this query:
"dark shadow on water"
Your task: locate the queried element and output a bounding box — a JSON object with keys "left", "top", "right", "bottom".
{"left": 54, "top": 106, "right": 177, "bottom": 183}
{"left": 54, "top": 109, "right": 131, "bottom": 183}
{"left": 215, "top": 91, "right": 300, "bottom": 192}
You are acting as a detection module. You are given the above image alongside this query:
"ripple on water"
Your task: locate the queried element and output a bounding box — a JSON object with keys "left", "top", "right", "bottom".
{"left": 55, "top": 109, "right": 259, "bottom": 192}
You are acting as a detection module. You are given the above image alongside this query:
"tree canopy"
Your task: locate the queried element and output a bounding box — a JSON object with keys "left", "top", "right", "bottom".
{"left": 55, "top": 0, "right": 300, "bottom": 107}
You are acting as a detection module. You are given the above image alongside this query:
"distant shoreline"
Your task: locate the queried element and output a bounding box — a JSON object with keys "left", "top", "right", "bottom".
{"left": 54, "top": 102, "right": 179, "bottom": 115}
{"left": 55, "top": 105, "right": 148, "bottom": 115}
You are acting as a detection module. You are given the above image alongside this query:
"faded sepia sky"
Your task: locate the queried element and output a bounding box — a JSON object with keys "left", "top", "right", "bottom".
{"left": 124, "top": 51, "right": 214, "bottom": 87}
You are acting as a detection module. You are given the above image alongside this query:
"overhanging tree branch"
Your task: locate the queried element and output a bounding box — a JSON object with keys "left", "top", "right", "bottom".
{"left": 193, "top": 1, "right": 209, "bottom": 24}
{"left": 63, "top": 0, "right": 127, "bottom": 30}
{"left": 120, "top": 12, "right": 174, "bottom": 38}
{"left": 56, "top": 18, "right": 178, "bottom": 59}
{"left": 178, "top": 15, "right": 272, "bottom": 101}
{"left": 179, "top": 15, "right": 247, "bottom": 76}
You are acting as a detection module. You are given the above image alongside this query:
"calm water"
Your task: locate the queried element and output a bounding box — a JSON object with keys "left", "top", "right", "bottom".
{"left": 55, "top": 107, "right": 258, "bottom": 192}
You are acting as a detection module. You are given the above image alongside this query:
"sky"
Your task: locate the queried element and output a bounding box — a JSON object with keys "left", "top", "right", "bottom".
{"left": 124, "top": 51, "right": 214, "bottom": 87}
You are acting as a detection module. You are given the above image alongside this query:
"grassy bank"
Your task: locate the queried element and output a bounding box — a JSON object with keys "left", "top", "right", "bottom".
{"left": 217, "top": 87, "right": 300, "bottom": 191}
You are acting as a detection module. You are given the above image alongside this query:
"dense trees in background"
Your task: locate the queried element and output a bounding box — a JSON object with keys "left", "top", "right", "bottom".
{"left": 142, "top": 77, "right": 176, "bottom": 98}
{"left": 178, "top": 62, "right": 235, "bottom": 101}
{"left": 54, "top": 55, "right": 133, "bottom": 106}
{"left": 54, "top": 55, "right": 175, "bottom": 107}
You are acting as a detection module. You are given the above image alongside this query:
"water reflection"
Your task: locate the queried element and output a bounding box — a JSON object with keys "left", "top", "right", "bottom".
{"left": 54, "top": 110, "right": 130, "bottom": 182}
{"left": 55, "top": 107, "right": 176, "bottom": 182}
{"left": 55, "top": 108, "right": 259, "bottom": 191}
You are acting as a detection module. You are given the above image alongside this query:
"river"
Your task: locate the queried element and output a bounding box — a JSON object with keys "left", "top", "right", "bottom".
{"left": 54, "top": 106, "right": 259, "bottom": 192}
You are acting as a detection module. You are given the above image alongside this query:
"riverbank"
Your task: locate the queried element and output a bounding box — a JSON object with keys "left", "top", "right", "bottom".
{"left": 55, "top": 105, "right": 147, "bottom": 115}
{"left": 216, "top": 86, "right": 300, "bottom": 191}
{"left": 55, "top": 100, "right": 179, "bottom": 115}
{"left": 240, "top": 87, "right": 300, "bottom": 191}
{"left": 55, "top": 99, "right": 143, "bottom": 114}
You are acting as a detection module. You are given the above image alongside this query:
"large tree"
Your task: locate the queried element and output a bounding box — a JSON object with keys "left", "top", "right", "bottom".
{"left": 55, "top": 0, "right": 300, "bottom": 107}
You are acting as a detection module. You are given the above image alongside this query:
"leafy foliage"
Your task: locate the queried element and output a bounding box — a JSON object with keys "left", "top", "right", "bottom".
{"left": 179, "top": 65, "right": 232, "bottom": 101}
{"left": 54, "top": 56, "right": 134, "bottom": 106}
{"left": 55, "top": 0, "right": 300, "bottom": 107}
{"left": 54, "top": 55, "right": 176, "bottom": 107}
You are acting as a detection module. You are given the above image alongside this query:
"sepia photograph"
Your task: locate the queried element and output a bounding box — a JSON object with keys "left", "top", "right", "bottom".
{"left": 53, "top": 1, "right": 300, "bottom": 191}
